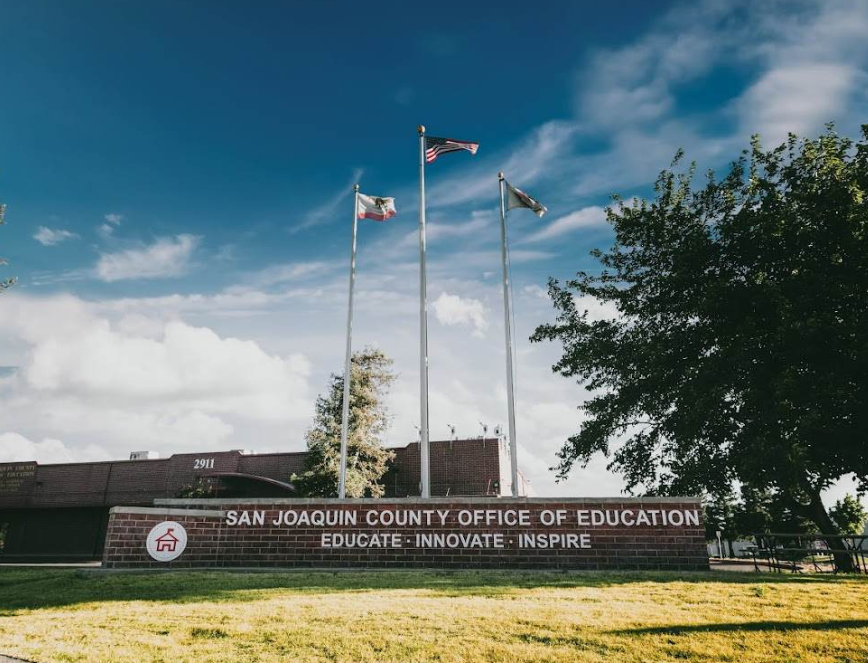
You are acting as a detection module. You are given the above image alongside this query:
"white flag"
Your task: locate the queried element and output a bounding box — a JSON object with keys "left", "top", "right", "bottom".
{"left": 506, "top": 182, "right": 547, "bottom": 217}
{"left": 358, "top": 194, "right": 397, "bottom": 221}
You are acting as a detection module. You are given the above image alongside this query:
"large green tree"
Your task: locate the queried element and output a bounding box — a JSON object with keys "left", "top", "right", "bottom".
{"left": 0, "top": 199, "right": 16, "bottom": 293}
{"left": 532, "top": 127, "right": 868, "bottom": 569}
{"left": 292, "top": 347, "right": 396, "bottom": 498}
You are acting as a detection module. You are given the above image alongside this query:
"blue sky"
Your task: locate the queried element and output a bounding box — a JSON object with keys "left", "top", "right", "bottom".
{"left": 0, "top": 0, "right": 659, "bottom": 291}
{"left": 1, "top": 0, "right": 867, "bottom": 502}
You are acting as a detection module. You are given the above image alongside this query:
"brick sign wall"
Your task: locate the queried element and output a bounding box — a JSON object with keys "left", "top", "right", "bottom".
{"left": 103, "top": 497, "right": 709, "bottom": 570}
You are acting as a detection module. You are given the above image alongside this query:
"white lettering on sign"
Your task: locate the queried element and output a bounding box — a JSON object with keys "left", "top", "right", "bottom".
{"left": 322, "top": 533, "right": 402, "bottom": 548}
{"left": 519, "top": 533, "right": 591, "bottom": 549}
{"left": 539, "top": 509, "right": 568, "bottom": 526}
{"left": 416, "top": 533, "right": 506, "bottom": 548}
{"left": 223, "top": 507, "right": 701, "bottom": 551}
{"left": 455, "top": 509, "right": 532, "bottom": 526}
{"left": 193, "top": 458, "right": 215, "bottom": 470}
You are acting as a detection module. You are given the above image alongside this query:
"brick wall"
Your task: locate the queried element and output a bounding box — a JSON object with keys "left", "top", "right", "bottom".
{"left": 103, "top": 497, "right": 709, "bottom": 571}
{"left": 0, "top": 439, "right": 512, "bottom": 511}
{"left": 384, "top": 439, "right": 506, "bottom": 497}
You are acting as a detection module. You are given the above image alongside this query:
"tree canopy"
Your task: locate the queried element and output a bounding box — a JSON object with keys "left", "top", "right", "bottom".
{"left": 292, "top": 347, "right": 396, "bottom": 498}
{"left": 532, "top": 126, "right": 868, "bottom": 548}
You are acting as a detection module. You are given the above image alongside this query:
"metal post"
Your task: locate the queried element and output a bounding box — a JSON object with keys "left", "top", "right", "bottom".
{"left": 418, "top": 125, "right": 431, "bottom": 498}
{"left": 338, "top": 185, "right": 360, "bottom": 499}
{"left": 498, "top": 173, "right": 520, "bottom": 498}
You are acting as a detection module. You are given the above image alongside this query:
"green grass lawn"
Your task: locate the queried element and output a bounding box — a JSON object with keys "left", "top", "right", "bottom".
{"left": 0, "top": 569, "right": 866, "bottom": 663}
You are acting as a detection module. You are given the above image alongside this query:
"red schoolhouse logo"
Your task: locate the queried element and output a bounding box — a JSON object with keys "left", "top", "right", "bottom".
{"left": 145, "top": 521, "right": 188, "bottom": 562}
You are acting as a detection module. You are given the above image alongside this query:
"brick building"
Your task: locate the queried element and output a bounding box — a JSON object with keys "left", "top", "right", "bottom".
{"left": 0, "top": 438, "right": 530, "bottom": 562}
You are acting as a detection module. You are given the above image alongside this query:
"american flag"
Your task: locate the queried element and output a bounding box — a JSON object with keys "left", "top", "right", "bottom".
{"left": 425, "top": 136, "right": 479, "bottom": 163}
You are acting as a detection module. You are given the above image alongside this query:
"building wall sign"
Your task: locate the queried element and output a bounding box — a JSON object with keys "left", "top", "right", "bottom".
{"left": 0, "top": 463, "right": 37, "bottom": 495}
{"left": 145, "top": 521, "right": 188, "bottom": 562}
{"left": 103, "top": 498, "right": 708, "bottom": 570}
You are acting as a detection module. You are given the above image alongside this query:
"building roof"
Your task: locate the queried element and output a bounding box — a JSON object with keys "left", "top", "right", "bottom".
{"left": 0, "top": 438, "right": 525, "bottom": 508}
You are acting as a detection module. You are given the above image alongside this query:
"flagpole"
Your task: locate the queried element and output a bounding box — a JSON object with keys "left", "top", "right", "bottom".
{"left": 418, "top": 125, "right": 431, "bottom": 499}
{"left": 498, "top": 173, "right": 520, "bottom": 498}
{"left": 338, "top": 184, "right": 360, "bottom": 500}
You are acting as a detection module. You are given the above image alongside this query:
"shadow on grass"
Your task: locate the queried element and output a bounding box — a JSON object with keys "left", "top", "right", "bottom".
{"left": 613, "top": 619, "right": 868, "bottom": 635}
{"left": 0, "top": 567, "right": 864, "bottom": 612}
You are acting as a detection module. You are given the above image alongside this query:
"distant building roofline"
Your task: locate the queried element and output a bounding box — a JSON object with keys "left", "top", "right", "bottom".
{"left": 1, "top": 437, "right": 505, "bottom": 468}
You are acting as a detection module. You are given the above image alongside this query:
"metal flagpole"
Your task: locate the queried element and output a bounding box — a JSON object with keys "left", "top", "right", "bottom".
{"left": 418, "top": 125, "right": 431, "bottom": 498}
{"left": 498, "top": 172, "right": 520, "bottom": 498}
{"left": 338, "top": 184, "right": 360, "bottom": 499}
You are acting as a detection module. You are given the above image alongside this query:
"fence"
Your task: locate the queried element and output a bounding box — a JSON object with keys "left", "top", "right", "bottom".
{"left": 748, "top": 533, "right": 868, "bottom": 573}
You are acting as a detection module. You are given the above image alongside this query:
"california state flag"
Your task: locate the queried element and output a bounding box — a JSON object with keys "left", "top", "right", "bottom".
{"left": 358, "top": 193, "right": 397, "bottom": 221}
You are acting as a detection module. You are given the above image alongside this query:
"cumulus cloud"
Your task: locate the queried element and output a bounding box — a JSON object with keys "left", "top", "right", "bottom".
{"left": 0, "top": 432, "right": 108, "bottom": 464}
{"left": 432, "top": 292, "right": 489, "bottom": 338}
{"left": 10, "top": 300, "right": 312, "bottom": 420}
{"left": 33, "top": 227, "right": 78, "bottom": 246}
{"left": 25, "top": 319, "right": 310, "bottom": 420}
{"left": 96, "top": 234, "right": 200, "bottom": 282}
{"left": 104, "top": 213, "right": 123, "bottom": 225}
{"left": 0, "top": 294, "right": 314, "bottom": 460}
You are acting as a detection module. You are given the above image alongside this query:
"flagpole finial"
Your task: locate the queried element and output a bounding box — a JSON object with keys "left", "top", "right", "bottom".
{"left": 417, "top": 125, "right": 425, "bottom": 134}
{"left": 498, "top": 171, "right": 505, "bottom": 180}
{"left": 353, "top": 184, "right": 359, "bottom": 192}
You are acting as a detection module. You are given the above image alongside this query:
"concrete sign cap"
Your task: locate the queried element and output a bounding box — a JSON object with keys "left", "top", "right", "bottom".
{"left": 145, "top": 521, "right": 188, "bottom": 562}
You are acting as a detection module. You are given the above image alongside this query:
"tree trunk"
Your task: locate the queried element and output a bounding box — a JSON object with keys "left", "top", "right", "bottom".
{"left": 806, "top": 490, "right": 856, "bottom": 573}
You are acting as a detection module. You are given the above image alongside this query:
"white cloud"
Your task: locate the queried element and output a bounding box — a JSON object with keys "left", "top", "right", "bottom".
{"left": 104, "top": 213, "right": 123, "bottom": 225}
{"left": 96, "top": 234, "right": 200, "bottom": 282}
{"left": 432, "top": 292, "right": 489, "bottom": 338}
{"left": 0, "top": 432, "right": 108, "bottom": 464}
{"left": 577, "top": 3, "right": 725, "bottom": 130}
{"left": 737, "top": 64, "right": 863, "bottom": 146}
{"left": 15, "top": 308, "right": 311, "bottom": 421}
{"left": 28, "top": 406, "right": 236, "bottom": 452}
{"left": 0, "top": 294, "right": 314, "bottom": 460}
{"left": 33, "top": 226, "right": 78, "bottom": 246}
{"left": 521, "top": 206, "right": 607, "bottom": 243}
{"left": 96, "top": 285, "right": 325, "bottom": 318}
